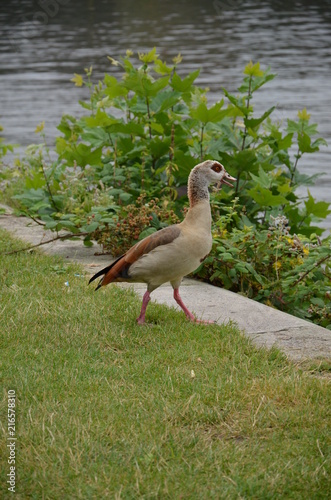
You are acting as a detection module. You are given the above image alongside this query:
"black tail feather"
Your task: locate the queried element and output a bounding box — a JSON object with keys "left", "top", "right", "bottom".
{"left": 94, "top": 280, "right": 104, "bottom": 291}
{"left": 88, "top": 264, "right": 112, "bottom": 285}
{"left": 88, "top": 254, "right": 125, "bottom": 288}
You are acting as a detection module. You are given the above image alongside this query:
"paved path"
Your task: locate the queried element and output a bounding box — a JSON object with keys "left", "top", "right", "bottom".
{"left": 1, "top": 208, "right": 331, "bottom": 362}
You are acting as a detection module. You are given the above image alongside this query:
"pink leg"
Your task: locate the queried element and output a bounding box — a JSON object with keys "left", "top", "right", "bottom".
{"left": 173, "top": 288, "right": 215, "bottom": 324}
{"left": 136, "top": 291, "right": 151, "bottom": 324}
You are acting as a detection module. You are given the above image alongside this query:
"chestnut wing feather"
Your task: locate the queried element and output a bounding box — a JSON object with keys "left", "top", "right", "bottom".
{"left": 91, "top": 225, "right": 181, "bottom": 289}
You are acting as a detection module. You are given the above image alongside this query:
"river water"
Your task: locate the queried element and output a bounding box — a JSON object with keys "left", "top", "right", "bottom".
{"left": 1, "top": 0, "right": 331, "bottom": 229}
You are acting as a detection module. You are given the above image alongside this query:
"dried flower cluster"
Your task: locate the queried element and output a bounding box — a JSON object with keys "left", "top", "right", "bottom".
{"left": 96, "top": 194, "right": 179, "bottom": 256}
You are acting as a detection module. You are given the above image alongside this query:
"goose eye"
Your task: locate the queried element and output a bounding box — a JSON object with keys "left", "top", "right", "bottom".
{"left": 211, "top": 163, "right": 222, "bottom": 173}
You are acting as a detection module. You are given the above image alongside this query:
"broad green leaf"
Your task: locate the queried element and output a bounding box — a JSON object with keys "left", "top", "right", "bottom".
{"left": 278, "top": 133, "right": 293, "bottom": 150}
{"left": 154, "top": 59, "right": 173, "bottom": 75}
{"left": 190, "top": 102, "right": 209, "bottom": 123}
{"left": 44, "top": 220, "right": 59, "bottom": 230}
{"left": 238, "top": 72, "right": 275, "bottom": 93}
{"left": 277, "top": 181, "right": 292, "bottom": 194}
{"left": 138, "top": 47, "right": 158, "bottom": 63}
{"left": 73, "top": 144, "right": 102, "bottom": 167}
{"left": 124, "top": 73, "right": 170, "bottom": 97}
{"left": 287, "top": 120, "right": 318, "bottom": 136}
{"left": 235, "top": 263, "right": 249, "bottom": 273}
{"left": 171, "top": 70, "right": 200, "bottom": 92}
{"left": 150, "top": 90, "right": 181, "bottom": 113}
{"left": 234, "top": 149, "right": 258, "bottom": 173}
{"left": 305, "top": 191, "right": 331, "bottom": 218}
{"left": 144, "top": 76, "right": 170, "bottom": 96}
{"left": 248, "top": 186, "right": 287, "bottom": 207}
{"left": 82, "top": 221, "right": 99, "bottom": 233}
{"left": 83, "top": 236, "right": 94, "bottom": 247}
{"left": 25, "top": 173, "right": 45, "bottom": 190}
{"left": 310, "top": 297, "right": 325, "bottom": 307}
{"left": 223, "top": 90, "right": 249, "bottom": 116}
{"left": 293, "top": 171, "right": 325, "bottom": 187}
{"left": 56, "top": 141, "right": 102, "bottom": 167}
{"left": 119, "top": 192, "right": 132, "bottom": 203}
{"left": 83, "top": 109, "right": 117, "bottom": 128}
{"left": 249, "top": 166, "right": 271, "bottom": 189}
{"left": 58, "top": 220, "right": 78, "bottom": 231}
{"left": 207, "top": 100, "right": 226, "bottom": 122}
{"left": 286, "top": 119, "right": 301, "bottom": 133}
{"left": 104, "top": 82, "right": 128, "bottom": 99}
{"left": 244, "top": 106, "right": 275, "bottom": 129}
{"left": 150, "top": 122, "right": 164, "bottom": 134}
{"left": 243, "top": 61, "right": 264, "bottom": 77}
{"left": 298, "top": 132, "right": 319, "bottom": 153}
{"left": 220, "top": 253, "right": 234, "bottom": 262}
{"left": 190, "top": 100, "right": 226, "bottom": 124}
{"left": 108, "top": 122, "right": 145, "bottom": 136}
{"left": 81, "top": 128, "right": 110, "bottom": 148}
{"left": 149, "top": 137, "right": 170, "bottom": 158}
{"left": 250, "top": 73, "right": 276, "bottom": 93}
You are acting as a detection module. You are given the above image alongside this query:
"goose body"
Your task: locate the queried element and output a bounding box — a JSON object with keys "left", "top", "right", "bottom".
{"left": 89, "top": 160, "right": 235, "bottom": 324}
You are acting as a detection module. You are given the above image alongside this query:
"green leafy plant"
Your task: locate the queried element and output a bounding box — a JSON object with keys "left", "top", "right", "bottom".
{"left": 4, "top": 50, "right": 330, "bottom": 326}
{"left": 10, "top": 52, "right": 329, "bottom": 235}
{"left": 195, "top": 202, "right": 331, "bottom": 328}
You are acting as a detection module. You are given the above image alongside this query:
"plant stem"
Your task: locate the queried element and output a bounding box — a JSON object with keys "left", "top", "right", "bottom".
{"left": 292, "top": 254, "right": 330, "bottom": 287}
{"left": 2, "top": 232, "right": 90, "bottom": 255}
{"left": 290, "top": 147, "right": 301, "bottom": 186}
{"left": 169, "top": 123, "right": 175, "bottom": 163}
{"left": 235, "top": 76, "right": 252, "bottom": 196}
{"left": 141, "top": 156, "right": 145, "bottom": 191}
{"left": 241, "top": 75, "right": 252, "bottom": 151}
{"left": 200, "top": 125, "right": 204, "bottom": 161}
{"left": 146, "top": 97, "right": 152, "bottom": 139}
{"left": 41, "top": 161, "right": 60, "bottom": 212}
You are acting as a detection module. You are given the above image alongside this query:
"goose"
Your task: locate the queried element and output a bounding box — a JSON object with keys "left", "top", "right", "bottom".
{"left": 89, "top": 160, "right": 236, "bottom": 324}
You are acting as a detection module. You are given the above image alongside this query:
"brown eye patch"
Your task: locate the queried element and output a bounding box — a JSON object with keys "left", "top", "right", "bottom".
{"left": 211, "top": 162, "right": 222, "bottom": 173}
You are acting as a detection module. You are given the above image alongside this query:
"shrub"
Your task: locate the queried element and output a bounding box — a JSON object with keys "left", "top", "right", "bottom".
{"left": 3, "top": 49, "right": 330, "bottom": 326}
{"left": 194, "top": 201, "right": 331, "bottom": 328}
{"left": 94, "top": 193, "right": 179, "bottom": 257}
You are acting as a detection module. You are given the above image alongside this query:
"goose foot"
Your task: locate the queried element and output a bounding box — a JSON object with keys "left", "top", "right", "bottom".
{"left": 173, "top": 288, "right": 214, "bottom": 324}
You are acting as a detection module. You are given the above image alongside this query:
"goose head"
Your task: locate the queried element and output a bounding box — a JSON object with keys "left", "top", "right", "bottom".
{"left": 188, "top": 160, "right": 236, "bottom": 205}
{"left": 196, "top": 160, "right": 236, "bottom": 188}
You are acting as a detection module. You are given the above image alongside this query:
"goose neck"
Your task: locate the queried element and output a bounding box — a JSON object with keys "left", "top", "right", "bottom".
{"left": 187, "top": 170, "right": 210, "bottom": 207}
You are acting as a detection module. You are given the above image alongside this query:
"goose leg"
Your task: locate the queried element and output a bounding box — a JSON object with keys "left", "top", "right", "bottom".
{"left": 173, "top": 288, "right": 214, "bottom": 324}
{"left": 136, "top": 291, "right": 151, "bottom": 324}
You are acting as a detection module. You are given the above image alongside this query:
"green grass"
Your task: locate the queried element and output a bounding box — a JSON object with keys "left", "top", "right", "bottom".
{"left": 0, "top": 228, "right": 330, "bottom": 499}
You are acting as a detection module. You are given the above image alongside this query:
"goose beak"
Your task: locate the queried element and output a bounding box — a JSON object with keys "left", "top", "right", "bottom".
{"left": 221, "top": 171, "right": 236, "bottom": 188}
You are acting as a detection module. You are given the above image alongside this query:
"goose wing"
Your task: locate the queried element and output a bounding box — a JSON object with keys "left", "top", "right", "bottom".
{"left": 89, "top": 225, "right": 181, "bottom": 289}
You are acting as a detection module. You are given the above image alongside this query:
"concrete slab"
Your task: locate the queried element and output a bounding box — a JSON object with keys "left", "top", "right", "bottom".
{"left": 1, "top": 209, "right": 330, "bottom": 362}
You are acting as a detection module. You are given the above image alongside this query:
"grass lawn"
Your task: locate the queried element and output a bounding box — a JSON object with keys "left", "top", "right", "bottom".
{"left": 0, "top": 227, "right": 330, "bottom": 499}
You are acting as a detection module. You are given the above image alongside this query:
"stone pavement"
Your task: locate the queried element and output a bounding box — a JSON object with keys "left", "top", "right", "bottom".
{"left": 1, "top": 207, "right": 331, "bottom": 362}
